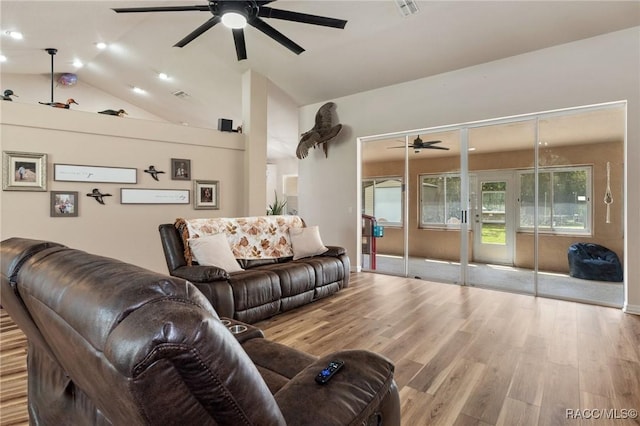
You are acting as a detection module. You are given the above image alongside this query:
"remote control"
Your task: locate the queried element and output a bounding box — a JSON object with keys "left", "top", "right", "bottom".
{"left": 315, "top": 360, "right": 344, "bottom": 384}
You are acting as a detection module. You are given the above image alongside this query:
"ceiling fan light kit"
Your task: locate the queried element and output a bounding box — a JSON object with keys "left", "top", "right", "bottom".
{"left": 221, "top": 12, "right": 248, "bottom": 29}
{"left": 113, "top": 0, "right": 347, "bottom": 61}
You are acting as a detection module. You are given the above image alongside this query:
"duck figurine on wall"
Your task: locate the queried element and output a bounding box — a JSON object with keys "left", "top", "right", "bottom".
{"left": 86, "top": 188, "right": 112, "bottom": 205}
{"left": 98, "top": 108, "right": 128, "bottom": 117}
{"left": 144, "top": 165, "right": 165, "bottom": 181}
{"left": 2, "top": 90, "right": 18, "bottom": 101}
{"left": 39, "top": 98, "right": 78, "bottom": 109}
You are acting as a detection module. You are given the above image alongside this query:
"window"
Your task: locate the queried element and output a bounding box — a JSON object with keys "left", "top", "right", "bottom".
{"left": 362, "top": 177, "right": 403, "bottom": 226}
{"left": 518, "top": 166, "right": 591, "bottom": 234}
{"left": 420, "top": 174, "right": 462, "bottom": 227}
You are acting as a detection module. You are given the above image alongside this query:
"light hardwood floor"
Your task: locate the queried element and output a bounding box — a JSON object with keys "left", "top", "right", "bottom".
{"left": 2, "top": 272, "right": 640, "bottom": 425}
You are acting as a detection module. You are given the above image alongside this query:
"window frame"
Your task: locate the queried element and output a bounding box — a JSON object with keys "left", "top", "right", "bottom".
{"left": 517, "top": 165, "right": 592, "bottom": 235}
{"left": 418, "top": 172, "right": 464, "bottom": 229}
{"left": 361, "top": 176, "right": 404, "bottom": 228}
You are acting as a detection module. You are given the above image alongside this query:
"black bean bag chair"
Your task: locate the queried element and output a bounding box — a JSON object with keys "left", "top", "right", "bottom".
{"left": 567, "top": 243, "right": 623, "bottom": 282}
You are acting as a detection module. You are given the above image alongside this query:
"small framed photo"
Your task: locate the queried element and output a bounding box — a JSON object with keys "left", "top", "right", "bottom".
{"left": 2, "top": 151, "right": 48, "bottom": 191}
{"left": 50, "top": 191, "right": 78, "bottom": 217}
{"left": 171, "top": 158, "right": 191, "bottom": 180}
{"left": 194, "top": 180, "right": 219, "bottom": 210}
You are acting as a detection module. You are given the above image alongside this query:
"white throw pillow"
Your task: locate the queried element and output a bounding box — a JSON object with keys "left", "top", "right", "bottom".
{"left": 289, "top": 226, "right": 328, "bottom": 260}
{"left": 188, "top": 234, "right": 244, "bottom": 273}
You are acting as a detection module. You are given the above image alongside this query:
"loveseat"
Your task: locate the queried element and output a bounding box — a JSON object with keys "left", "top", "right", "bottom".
{"left": 159, "top": 216, "right": 350, "bottom": 323}
{"left": 0, "top": 237, "right": 400, "bottom": 425}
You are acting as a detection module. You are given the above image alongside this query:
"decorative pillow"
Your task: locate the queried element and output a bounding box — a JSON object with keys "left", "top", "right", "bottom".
{"left": 289, "top": 226, "right": 328, "bottom": 260}
{"left": 188, "top": 234, "right": 244, "bottom": 273}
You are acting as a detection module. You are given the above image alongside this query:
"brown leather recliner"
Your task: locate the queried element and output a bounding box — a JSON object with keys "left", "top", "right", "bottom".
{"left": 1, "top": 237, "right": 400, "bottom": 425}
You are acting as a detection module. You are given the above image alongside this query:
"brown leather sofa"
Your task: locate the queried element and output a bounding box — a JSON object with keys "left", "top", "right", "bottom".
{"left": 1, "top": 237, "right": 400, "bottom": 425}
{"left": 159, "top": 223, "right": 351, "bottom": 323}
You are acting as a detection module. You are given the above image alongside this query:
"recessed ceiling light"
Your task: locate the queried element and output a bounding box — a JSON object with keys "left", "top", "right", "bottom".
{"left": 73, "top": 59, "right": 84, "bottom": 68}
{"left": 96, "top": 42, "right": 108, "bottom": 50}
{"left": 132, "top": 86, "right": 145, "bottom": 94}
{"left": 158, "top": 72, "right": 170, "bottom": 80}
{"left": 0, "top": 55, "right": 6, "bottom": 62}
{"left": 468, "top": 147, "right": 476, "bottom": 152}
{"left": 6, "top": 31, "right": 23, "bottom": 40}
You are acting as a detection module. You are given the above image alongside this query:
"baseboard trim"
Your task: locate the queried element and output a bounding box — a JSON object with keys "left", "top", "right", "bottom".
{"left": 623, "top": 303, "right": 640, "bottom": 315}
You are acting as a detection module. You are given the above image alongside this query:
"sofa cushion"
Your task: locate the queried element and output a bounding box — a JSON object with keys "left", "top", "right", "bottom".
{"left": 228, "top": 269, "right": 282, "bottom": 323}
{"left": 189, "top": 234, "right": 243, "bottom": 273}
{"left": 289, "top": 226, "right": 328, "bottom": 260}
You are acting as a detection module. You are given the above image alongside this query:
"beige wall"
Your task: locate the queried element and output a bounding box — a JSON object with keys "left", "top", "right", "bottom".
{"left": 0, "top": 102, "right": 245, "bottom": 273}
{"left": 300, "top": 27, "right": 640, "bottom": 312}
{"left": 363, "top": 141, "right": 624, "bottom": 274}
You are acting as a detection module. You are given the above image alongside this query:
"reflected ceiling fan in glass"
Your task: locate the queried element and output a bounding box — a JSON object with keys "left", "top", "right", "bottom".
{"left": 112, "top": 1, "right": 347, "bottom": 61}
{"left": 388, "top": 136, "right": 450, "bottom": 153}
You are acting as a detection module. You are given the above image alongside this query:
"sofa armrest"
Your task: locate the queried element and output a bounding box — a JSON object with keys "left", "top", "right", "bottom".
{"left": 170, "top": 265, "right": 229, "bottom": 283}
{"left": 275, "top": 350, "right": 399, "bottom": 426}
{"left": 322, "top": 245, "right": 346, "bottom": 257}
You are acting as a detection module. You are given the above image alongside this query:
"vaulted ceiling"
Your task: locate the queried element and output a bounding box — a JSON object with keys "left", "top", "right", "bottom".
{"left": 1, "top": 1, "right": 639, "bottom": 158}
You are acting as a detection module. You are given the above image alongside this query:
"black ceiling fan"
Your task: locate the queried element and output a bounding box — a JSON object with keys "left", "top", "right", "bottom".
{"left": 389, "top": 136, "right": 450, "bottom": 153}
{"left": 112, "top": 1, "right": 347, "bottom": 61}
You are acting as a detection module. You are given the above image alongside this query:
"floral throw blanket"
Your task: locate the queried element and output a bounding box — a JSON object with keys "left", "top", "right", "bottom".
{"left": 175, "top": 215, "right": 305, "bottom": 265}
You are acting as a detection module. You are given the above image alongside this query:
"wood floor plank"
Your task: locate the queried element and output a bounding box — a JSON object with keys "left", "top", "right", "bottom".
{"left": 538, "top": 362, "right": 581, "bottom": 426}
{"left": 460, "top": 346, "right": 521, "bottom": 425}
{"left": 495, "top": 397, "right": 540, "bottom": 426}
{"left": 3, "top": 272, "right": 640, "bottom": 426}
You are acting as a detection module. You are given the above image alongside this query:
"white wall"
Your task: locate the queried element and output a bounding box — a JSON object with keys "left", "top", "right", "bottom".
{"left": 1, "top": 101, "right": 245, "bottom": 273}
{"left": 0, "top": 73, "right": 167, "bottom": 123}
{"left": 298, "top": 28, "right": 640, "bottom": 311}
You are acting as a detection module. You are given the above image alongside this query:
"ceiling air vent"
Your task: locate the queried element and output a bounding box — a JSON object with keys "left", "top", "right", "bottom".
{"left": 172, "top": 90, "right": 190, "bottom": 99}
{"left": 394, "top": 0, "right": 419, "bottom": 17}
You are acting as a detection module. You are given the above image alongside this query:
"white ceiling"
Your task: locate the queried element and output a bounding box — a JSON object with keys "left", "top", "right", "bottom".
{"left": 1, "top": 1, "right": 639, "bottom": 159}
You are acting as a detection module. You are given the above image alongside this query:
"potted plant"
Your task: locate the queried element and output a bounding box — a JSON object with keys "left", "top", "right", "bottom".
{"left": 267, "top": 191, "right": 287, "bottom": 215}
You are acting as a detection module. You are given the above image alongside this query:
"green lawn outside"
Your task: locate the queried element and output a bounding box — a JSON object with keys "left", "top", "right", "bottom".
{"left": 482, "top": 223, "right": 506, "bottom": 244}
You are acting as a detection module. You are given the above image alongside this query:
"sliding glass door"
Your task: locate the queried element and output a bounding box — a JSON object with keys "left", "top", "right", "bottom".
{"left": 466, "top": 120, "right": 536, "bottom": 294}
{"left": 408, "top": 130, "right": 463, "bottom": 284}
{"left": 534, "top": 105, "right": 625, "bottom": 306}
{"left": 360, "top": 101, "right": 626, "bottom": 308}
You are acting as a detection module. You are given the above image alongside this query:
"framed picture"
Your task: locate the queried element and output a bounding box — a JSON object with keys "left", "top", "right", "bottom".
{"left": 54, "top": 164, "right": 137, "bottom": 183}
{"left": 120, "top": 188, "right": 190, "bottom": 204}
{"left": 194, "top": 180, "right": 219, "bottom": 210}
{"left": 171, "top": 158, "right": 191, "bottom": 180}
{"left": 2, "top": 151, "right": 47, "bottom": 191}
{"left": 50, "top": 191, "right": 78, "bottom": 217}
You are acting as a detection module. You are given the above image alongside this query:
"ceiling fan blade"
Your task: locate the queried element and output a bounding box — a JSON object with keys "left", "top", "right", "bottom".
{"left": 233, "top": 29, "right": 248, "bottom": 61}
{"left": 423, "top": 140, "right": 443, "bottom": 145}
{"left": 174, "top": 16, "right": 220, "bottom": 48}
{"left": 112, "top": 5, "right": 209, "bottom": 13}
{"left": 249, "top": 18, "right": 304, "bottom": 55}
{"left": 426, "top": 146, "right": 450, "bottom": 150}
{"left": 258, "top": 7, "right": 347, "bottom": 29}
